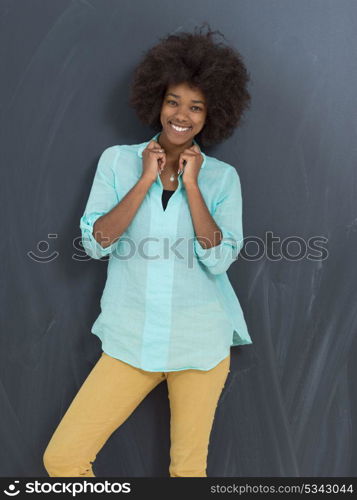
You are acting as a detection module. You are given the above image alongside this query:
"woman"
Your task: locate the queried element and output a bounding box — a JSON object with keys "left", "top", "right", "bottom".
{"left": 43, "top": 23, "right": 252, "bottom": 478}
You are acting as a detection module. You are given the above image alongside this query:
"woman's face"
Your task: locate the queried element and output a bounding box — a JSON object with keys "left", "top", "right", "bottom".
{"left": 159, "top": 82, "right": 207, "bottom": 147}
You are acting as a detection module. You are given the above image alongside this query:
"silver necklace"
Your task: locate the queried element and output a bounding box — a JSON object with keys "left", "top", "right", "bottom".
{"left": 169, "top": 162, "right": 185, "bottom": 181}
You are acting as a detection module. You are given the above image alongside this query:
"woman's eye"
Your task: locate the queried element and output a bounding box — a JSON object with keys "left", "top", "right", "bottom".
{"left": 167, "top": 100, "right": 202, "bottom": 112}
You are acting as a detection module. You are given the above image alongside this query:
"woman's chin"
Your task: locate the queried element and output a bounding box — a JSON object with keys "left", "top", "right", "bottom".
{"left": 165, "top": 126, "right": 194, "bottom": 144}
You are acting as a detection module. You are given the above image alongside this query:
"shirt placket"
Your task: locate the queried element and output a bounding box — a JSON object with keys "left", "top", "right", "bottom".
{"left": 140, "top": 173, "right": 184, "bottom": 369}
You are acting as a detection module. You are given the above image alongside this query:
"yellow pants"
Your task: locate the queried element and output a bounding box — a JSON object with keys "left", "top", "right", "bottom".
{"left": 43, "top": 351, "right": 231, "bottom": 477}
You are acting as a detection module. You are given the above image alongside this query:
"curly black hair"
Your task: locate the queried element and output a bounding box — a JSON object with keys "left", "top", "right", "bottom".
{"left": 129, "top": 22, "right": 251, "bottom": 147}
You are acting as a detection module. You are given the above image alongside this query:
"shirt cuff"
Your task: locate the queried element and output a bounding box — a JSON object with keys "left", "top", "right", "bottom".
{"left": 193, "top": 227, "right": 242, "bottom": 274}
{"left": 80, "top": 213, "right": 117, "bottom": 259}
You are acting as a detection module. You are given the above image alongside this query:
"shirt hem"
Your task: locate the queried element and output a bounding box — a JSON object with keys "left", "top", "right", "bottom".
{"left": 231, "top": 338, "right": 253, "bottom": 346}
{"left": 92, "top": 330, "right": 232, "bottom": 372}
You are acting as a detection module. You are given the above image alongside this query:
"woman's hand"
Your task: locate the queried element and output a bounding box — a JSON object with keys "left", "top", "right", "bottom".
{"left": 141, "top": 140, "right": 166, "bottom": 182}
{"left": 179, "top": 144, "right": 203, "bottom": 186}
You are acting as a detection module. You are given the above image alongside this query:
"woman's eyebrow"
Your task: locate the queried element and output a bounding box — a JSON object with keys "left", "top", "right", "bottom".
{"left": 166, "top": 92, "right": 205, "bottom": 104}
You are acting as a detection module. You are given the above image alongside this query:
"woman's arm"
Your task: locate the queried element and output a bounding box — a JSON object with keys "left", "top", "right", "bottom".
{"left": 80, "top": 146, "right": 155, "bottom": 260}
{"left": 185, "top": 183, "right": 223, "bottom": 249}
{"left": 188, "top": 167, "right": 245, "bottom": 275}
{"left": 93, "top": 175, "right": 153, "bottom": 249}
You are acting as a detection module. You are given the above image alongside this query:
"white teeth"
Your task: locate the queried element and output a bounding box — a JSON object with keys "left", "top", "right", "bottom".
{"left": 170, "top": 122, "right": 191, "bottom": 132}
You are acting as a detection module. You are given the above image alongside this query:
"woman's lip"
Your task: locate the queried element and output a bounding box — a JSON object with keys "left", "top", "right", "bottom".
{"left": 168, "top": 122, "right": 192, "bottom": 133}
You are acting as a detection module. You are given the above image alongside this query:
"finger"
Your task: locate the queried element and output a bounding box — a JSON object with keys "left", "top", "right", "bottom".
{"left": 158, "top": 154, "right": 166, "bottom": 173}
{"left": 152, "top": 141, "right": 165, "bottom": 150}
{"left": 189, "top": 144, "right": 201, "bottom": 153}
{"left": 178, "top": 157, "right": 186, "bottom": 174}
{"left": 147, "top": 140, "right": 165, "bottom": 152}
{"left": 149, "top": 148, "right": 165, "bottom": 155}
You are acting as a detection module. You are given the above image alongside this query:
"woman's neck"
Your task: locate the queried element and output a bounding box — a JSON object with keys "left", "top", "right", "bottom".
{"left": 157, "top": 131, "right": 194, "bottom": 164}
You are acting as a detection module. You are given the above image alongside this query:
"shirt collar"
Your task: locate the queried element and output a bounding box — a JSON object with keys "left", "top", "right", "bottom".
{"left": 137, "top": 131, "right": 207, "bottom": 170}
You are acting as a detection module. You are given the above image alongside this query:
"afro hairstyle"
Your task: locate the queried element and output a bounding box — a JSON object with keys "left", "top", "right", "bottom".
{"left": 129, "top": 22, "right": 252, "bottom": 147}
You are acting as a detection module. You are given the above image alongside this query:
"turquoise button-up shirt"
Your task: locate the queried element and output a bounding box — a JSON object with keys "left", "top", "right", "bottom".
{"left": 79, "top": 131, "right": 252, "bottom": 371}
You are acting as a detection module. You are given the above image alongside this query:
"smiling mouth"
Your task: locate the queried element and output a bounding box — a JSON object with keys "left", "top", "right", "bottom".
{"left": 169, "top": 121, "right": 192, "bottom": 133}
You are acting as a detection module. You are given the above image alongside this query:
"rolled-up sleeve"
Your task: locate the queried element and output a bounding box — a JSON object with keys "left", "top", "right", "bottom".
{"left": 79, "top": 146, "right": 120, "bottom": 259}
{"left": 193, "top": 166, "right": 244, "bottom": 275}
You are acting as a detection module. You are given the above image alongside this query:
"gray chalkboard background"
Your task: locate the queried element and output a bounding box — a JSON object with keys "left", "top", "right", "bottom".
{"left": 1, "top": 0, "right": 356, "bottom": 477}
